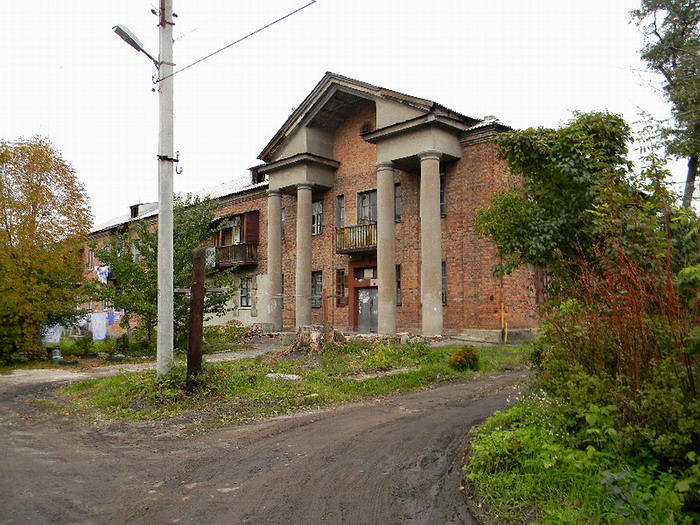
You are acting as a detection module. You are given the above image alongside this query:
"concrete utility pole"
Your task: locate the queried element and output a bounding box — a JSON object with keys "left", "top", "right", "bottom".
{"left": 156, "top": 0, "right": 175, "bottom": 376}
{"left": 113, "top": 2, "right": 176, "bottom": 377}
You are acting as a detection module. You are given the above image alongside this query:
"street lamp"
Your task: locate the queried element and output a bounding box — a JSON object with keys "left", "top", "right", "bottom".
{"left": 113, "top": 0, "right": 175, "bottom": 377}
{"left": 112, "top": 24, "right": 159, "bottom": 66}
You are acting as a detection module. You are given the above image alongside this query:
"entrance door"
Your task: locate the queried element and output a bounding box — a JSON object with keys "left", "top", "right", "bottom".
{"left": 357, "top": 288, "right": 378, "bottom": 333}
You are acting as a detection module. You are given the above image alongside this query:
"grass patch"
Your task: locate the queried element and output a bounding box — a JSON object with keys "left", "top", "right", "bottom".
{"left": 465, "top": 358, "right": 697, "bottom": 524}
{"left": 60, "top": 341, "right": 527, "bottom": 424}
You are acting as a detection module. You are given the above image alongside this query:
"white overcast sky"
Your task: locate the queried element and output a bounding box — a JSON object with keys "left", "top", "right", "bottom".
{"left": 0, "top": 0, "right": 688, "bottom": 227}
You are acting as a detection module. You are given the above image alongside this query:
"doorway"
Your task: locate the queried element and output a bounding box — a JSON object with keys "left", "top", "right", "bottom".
{"left": 357, "top": 288, "right": 378, "bottom": 333}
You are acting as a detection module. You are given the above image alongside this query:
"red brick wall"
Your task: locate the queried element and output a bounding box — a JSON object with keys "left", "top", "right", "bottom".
{"left": 85, "top": 103, "right": 538, "bottom": 335}
{"left": 443, "top": 142, "right": 537, "bottom": 331}
{"left": 273, "top": 101, "right": 537, "bottom": 333}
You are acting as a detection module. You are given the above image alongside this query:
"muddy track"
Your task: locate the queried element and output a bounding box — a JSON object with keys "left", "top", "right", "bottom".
{"left": 0, "top": 371, "right": 527, "bottom": 524}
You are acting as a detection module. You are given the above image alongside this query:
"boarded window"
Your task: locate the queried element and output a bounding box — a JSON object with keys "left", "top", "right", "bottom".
{"left": 243, "top": 210, "right": 260, "bottom": 244}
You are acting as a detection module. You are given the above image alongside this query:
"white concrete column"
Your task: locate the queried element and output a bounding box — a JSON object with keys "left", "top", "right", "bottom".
{"left": 419, "top": 150, "right": 443, "bottom": 336}
{"left": 267, "top": 189, "right": 283, "bottom": 331}
{"left": 376, "top": 161, "right": 397, "bottom": 335}
{"left": 295, "top": 182, "right": 313, "bottom": 328}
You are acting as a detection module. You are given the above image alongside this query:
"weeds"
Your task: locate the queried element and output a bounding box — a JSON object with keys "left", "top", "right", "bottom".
{"left": 60, "top": 342, "right": 527, "bottom": 423}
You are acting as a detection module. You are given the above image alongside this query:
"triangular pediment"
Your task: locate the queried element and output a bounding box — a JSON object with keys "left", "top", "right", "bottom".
{"left": 258, "top": 73, "right": 476, "bottom": 163}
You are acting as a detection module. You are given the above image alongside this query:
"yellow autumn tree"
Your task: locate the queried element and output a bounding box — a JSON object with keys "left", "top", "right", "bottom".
{"left": 0, "top": 137, "right": 92, "bottom": 362}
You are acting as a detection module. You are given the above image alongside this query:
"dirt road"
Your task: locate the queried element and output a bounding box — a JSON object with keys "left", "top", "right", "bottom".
{"left": 0, "top": 370, "right": 526, "bottom": 524}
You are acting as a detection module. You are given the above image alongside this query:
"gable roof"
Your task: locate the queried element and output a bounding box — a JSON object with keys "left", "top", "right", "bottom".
{"left": 90, "top": 177, "right": 267, "bottom": 236}
{"left": 257, "top": 72, "right": 481, "bottom": 163}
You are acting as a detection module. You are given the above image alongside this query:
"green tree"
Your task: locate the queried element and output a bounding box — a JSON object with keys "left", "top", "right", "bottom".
{"left": 91, "top": 194, "right": 235, "bottom": 350}
{"left": 632, "top": 0, "right": 700, "bottom": 208}
{"left": 0, "top": 137, "right": 92, "bottom": 363}
{"left": 474, "top": 111, "right": 632, "bottom": 276}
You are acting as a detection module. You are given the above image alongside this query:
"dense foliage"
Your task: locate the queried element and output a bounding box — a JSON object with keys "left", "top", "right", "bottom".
{"left": 467, "top": 358, "right": 698, "bottom": 524}
{"left": 90, "top": 195, "right": 235, "bottom": 352}
{"left": 469, "top": 112, "right": 700, "bottom": 522}
{"left": 0, "top": 137, "right": 91, "bottom": 363}
{"left": 632, "top": 0, "right": 700, "bottom": 207}
{"left": 474, "top": 112, "right": 632, "bottom": 275}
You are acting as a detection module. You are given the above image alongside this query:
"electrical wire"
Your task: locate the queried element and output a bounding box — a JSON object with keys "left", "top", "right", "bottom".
{"left": 157, "top": 0, "right": 316, "bottom": 83}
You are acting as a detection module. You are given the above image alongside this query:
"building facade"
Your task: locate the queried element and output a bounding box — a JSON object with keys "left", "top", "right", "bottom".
{"left": 86, "top": 73, "right": 538, "bottom": 340}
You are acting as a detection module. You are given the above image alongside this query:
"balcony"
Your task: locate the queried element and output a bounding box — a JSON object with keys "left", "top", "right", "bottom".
{"left": 215, "top": 243, "right": 258, "bottom": 267}
{"left": 336, "top": 223, "right": 377, "bottom": 254}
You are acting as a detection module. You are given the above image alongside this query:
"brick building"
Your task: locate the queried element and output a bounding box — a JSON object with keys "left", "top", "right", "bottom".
{"left": 87, "top": 73, "right": 538, "bottom": 340}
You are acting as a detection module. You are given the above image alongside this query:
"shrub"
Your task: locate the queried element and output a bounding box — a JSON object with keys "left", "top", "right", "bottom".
{"left": 448, "top": 346, "right": 479, "bottom": 371}
{"left": 74, "top": 334, "right": 94, "bottom": 355}
{"left": 203, "top": 320, "right": 249, "bottom": 350}
{"left": 466, "top": 361, "right": 698, "bottom": 523}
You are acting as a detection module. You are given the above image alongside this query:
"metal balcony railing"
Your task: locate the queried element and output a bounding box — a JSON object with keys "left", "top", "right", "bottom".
{"left": 215, "top": 243, "right": 258, "bottom": 267}
{"left": 335, "top": 223, "right": 377, "bottom": 254}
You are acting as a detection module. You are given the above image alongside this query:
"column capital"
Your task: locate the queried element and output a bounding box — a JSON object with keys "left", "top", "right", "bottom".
{"left": 267, "top": 189, "right": 281, "bottom": 197}
{"left": 295, "top": 182, "right": 314, "bottom": 191}
{"left": 418, "top": 150, "right": 442, "bottom": 162}
{"left": 376, "top": 160, "right": 395, "bottom": 172}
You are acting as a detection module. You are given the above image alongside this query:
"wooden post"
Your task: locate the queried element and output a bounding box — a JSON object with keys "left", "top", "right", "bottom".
{"left": 186, "top": 247, "right": 206, "bottom": 391}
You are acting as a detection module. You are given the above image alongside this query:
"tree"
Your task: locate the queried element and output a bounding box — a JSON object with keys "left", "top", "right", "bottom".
{"left": 0, "top": 137, "right": 91, "bottom": 363}
{"left": 632, "top": 0, "right": 700, "bottom": 208}
{"left": 91, "top": 194, "right": 235, "bottom": 350}
{"left": 474, "top": 111, "right": 633, "bottom": 275}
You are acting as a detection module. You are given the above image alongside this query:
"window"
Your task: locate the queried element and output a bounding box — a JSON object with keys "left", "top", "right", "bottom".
{"left": 87, "top": 249, "right": 95, "bottom": 270}
{"left": 335, "top": 269, "right": 347, "bottom": 306}
{"left": 441, "top": 261, "right": 447, "bottom": 305}
{"left": 87, "top": 300, "right": 93, "bottom": 312}
{"left": 336, "top": 195, "right": 345, "bottom": 227}
{"left": 220, "top": 216, "right": 242, "bottom": 246}
{"left": 219, "top": 212, "right": 260, "bottom": 246}
{"left": 354, "top": 267, "right": 376, "bottom": 280}
{"left": 394, "top": 183, "right": 402, "bottom": 222}
{"left": 311, "top": 271, "right": 322, "bottom": 308}
{"left": 312, "top": 201, "right": 323, "bottom": 235}
{"left": 239, "top": 277, "right": 252, "bottom": 309}
{"left": 281, "top": 207, "right": 286, "bottom": 239}
{"left": 396, "top": 265, "right": 402, "bottom": 305}
{"left": 440, "top": 174, "right": 446, "bottom": 216}
{"left": 131, "top": 242, "right": 141, "bottom": 262}
{"left": 357, "top": 190, "right": 377, "bottom": 224}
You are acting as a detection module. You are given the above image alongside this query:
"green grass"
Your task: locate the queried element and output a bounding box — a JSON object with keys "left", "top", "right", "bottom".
{"left": 464, "top": 359, "right": 696, "bottom": 524}
{"left": 60, "top": 341, "right": 528, "bottom": 425}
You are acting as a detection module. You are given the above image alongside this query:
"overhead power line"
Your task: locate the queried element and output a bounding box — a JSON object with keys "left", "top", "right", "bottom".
{"left": 157, "top": 0, "right": 317, "bottom": 82}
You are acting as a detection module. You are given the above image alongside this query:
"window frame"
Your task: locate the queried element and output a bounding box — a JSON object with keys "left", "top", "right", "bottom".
{"left": 441, "top": 261, "right": 447, "bottom": 305}
{"left": 311, "top": 271, "right": 323, "bottom": 308}
{"left": 311, "top": 201, "right": 323, "bottom": 236}
{"left": 394, "top": 183, "right": 402, "bottom": 222}
{"left": 396, "top": 264, "right": 402, "bottom": 306}
{"left": 439, "top": 173, "right": 446, "bottom": 217}
{"left": 239, "top": 276, "right": 252, "bottom": 309}
{"left": 357, "top": 190, "right": 378, "bottom": 224}
{"left": 335, "top": 269, "right": 347, "bottom": 307}
{"left": 336, "top": 194, "right": 345, "bottom": 228}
